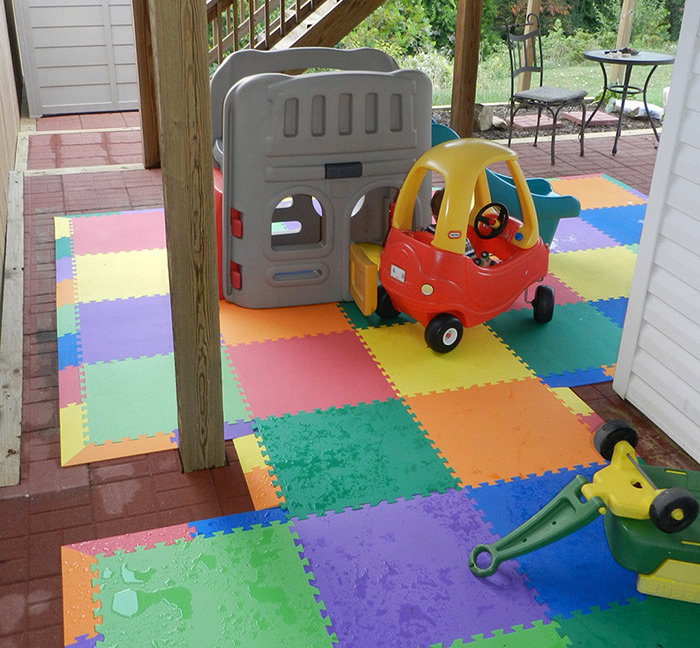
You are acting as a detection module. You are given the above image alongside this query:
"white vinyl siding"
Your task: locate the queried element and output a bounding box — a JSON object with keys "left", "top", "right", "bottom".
{"left": 14, "top": 0, "right": 137, "bottom": 117}
{"left": 614, "top": 3, "right": 700, "bottom": 461}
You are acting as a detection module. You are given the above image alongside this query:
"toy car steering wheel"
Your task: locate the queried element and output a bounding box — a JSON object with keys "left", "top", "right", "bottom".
{"left": 474, "top": 202, "right": 509, "bottom": 239}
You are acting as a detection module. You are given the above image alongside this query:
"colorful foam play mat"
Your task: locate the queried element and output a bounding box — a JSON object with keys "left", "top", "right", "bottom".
{"left": 59, "top": 174, "right": 699, "bottom": 646}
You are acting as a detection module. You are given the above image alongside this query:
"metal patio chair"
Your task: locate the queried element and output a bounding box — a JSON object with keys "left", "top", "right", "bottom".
{"left": 499, "top": 13, "right": 587, "bottom": 165}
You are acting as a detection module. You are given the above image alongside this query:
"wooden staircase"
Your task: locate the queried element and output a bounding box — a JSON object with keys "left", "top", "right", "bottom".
{"left": 206, "top": 0, "right": 386, "bottom": 65}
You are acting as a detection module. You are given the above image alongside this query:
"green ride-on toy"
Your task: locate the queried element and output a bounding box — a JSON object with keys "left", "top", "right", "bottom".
{"left": 468, "top": 420, "right": 700, "bottom": 604}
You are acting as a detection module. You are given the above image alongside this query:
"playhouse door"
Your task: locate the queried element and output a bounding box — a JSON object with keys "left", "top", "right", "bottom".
{"left": 349, "top": 243, "right": 380, "bottom": 316}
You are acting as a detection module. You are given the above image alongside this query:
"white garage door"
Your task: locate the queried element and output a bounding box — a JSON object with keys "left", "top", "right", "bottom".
{"left": 14, "top": 0, "right": 138, "bottom": 117}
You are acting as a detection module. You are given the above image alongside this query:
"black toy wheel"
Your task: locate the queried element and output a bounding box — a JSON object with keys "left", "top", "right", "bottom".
{"left": 375, "top": 285, "right": 400, "bottom": 320}
{"left": 593, "top": 419, "right": 638, "bottom": 461}
{"left": 649, "top": 487, "right": 699, "bottom": 533}
{"left": 425, "top": 314, "right": 463, "bottom": 353}
{"left": 532, "top": 285, "right": 554, "bottom": 323}
{"left": 474, "top": 202, "right": 509, "bottom": 239}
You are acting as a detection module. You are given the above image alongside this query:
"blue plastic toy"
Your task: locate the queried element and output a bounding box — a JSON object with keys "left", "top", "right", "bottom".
{"left": 430, "top": 121, "right": 581, "bottom": 245}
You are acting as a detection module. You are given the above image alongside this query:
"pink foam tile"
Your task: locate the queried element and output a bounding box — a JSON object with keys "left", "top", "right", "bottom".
{"left": 59, "top": 366, "right": 83, "bottom": 408}
{"left": 225, "top": 330, "right": 397, "bottom": 418}
{"left": 508, "top": 273, "right": 583, "bottom": 311}
{"left": 66, "top": 523, "right": 194, "bottom": 557}
{"left": 71, "top": 209, "right": 166, "bottom": 255}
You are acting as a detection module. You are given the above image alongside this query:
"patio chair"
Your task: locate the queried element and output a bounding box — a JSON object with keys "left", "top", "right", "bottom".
{"left": 499, "top": 13, "right": 587, "bottom": 165}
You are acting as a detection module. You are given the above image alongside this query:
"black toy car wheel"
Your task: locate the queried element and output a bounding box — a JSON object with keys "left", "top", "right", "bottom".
{"left": 425, "top": 314, "right": 463, "bottom": 353}
{"left": 649, "top": 487, "right": 699, "bottom": 533}
{"left": 593, "top": 419, "right": 638, "bottom": 461}
{"left": 532, "top": 285, "right": 554, "bottom": 323}
{"left": 375, "top": 285, "right": 400, "bottom": 320}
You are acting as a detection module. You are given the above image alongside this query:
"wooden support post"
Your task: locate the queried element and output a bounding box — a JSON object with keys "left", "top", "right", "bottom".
{"left": 613, "top": 0, "right": 637, "bottom": 85}
{"left": 517, "top": 0, "right": 541, "bottom": 93}
{"left": 450, "top": 0, "right": 483, "bottom": 137}
{"left": 148, "top": 0, "right": 226, "bottom": 471}
{"left": 132, "top": 0, "right": 160, "bottom": 168}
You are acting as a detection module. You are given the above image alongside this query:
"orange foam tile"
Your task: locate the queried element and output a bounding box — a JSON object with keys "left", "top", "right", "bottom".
{"left": 61, "top": 546, "right": 100, "bottom": 645}
{"left": 56, "top": 279, "right": 76, "bottom": 307}
{"left": 244, "top": 465, "right": 285, "bottom": 510}
{"left": 549, "top": 176, "right": 646, "bottom": 210}
{"left": 405, "top": 378, "right": 602, "bottom": 487}
{"left": 219, "top": 300, "right": 352, "bottom": 346}
{"left": 62, "top": 432, "right": 175, "bottom": 466}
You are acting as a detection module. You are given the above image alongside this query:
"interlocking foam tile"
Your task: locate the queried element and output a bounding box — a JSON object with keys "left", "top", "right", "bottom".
{"left": 508, "top": 274, "right": 584, "bottom": 311}
{"left": 453, "top": 620, "right": 569, "bottom": 648}
{"left": 69, "top": 523, "right": 194, "bottom": 558}
{"left": 488, "top": 302, "right": 622, "bottom": 380}
{"left": 549, "top": 217, "right": 619, "bottom": 253}
{"left": 61, "top": 546, "right": 99, "bottom": 647}
{"left": 219, "top": 300, "right": 351, "bottom": 345}
{"left": 405, "top": 379, "right": 601, "bottom": 486}
{"left": 337, "top": 300, "right": 416, "bottom": 330}
{"left": 547, "top": 246, "right": 638, "bottom": 302}
{"left": 225, "top": 331, "right": 396, "bottom": 419}
{"left": 467, "top": 467, "right": 639, "bottom": 618}
{"left": 57, "top": 303, "right": 78, "bottom": 337}
{"left": 73, "top": 248, "right": 169, "bottom": 302}
{"left": 243, "top": 464, "right": 286, "bottom": 510}
{"left": 189, "top": 507, "right": 287, "bottom": 537}
{"left": 254, "top": 400, "right": 457, "bottom": 517}
{"left": 77, "top": 295, "right": 173, "bottom": 363}
{"left": 59, "top": 366, "right": 82, "bottom": 407}
{"left": 81, "top": 354, "right": 178, "bottom": 445}
{"left": 548, "top": 175, "right": 645, "bottom": 210}
{"left": 93, "top": 523, "right": 334, "bottom": 647}
{"left": 358, "top": 321, "right": 533, "bottom": 397}
{"left": 293, "top": 490, "right": 549, "bottom": 648}
{"left": 554, "top": 596, "right": 700, "bottom": 647}
{"left": 57, "top": 333, "right": 80, "bottom": 369}
{"left": 579, "top": 204, "right": 646, "bottom": 246}
{"left": 590, "top": 297, "right": 628, "bottom": 328}
{"left": 233, "top": 433, "right": 269, "bottom": 473}
{"left": 56, "top": 256, "right": 74, "bottom": 281}
{"left": 59, "top": 403, "right": 89, "bottom": 465}
{"left": 65, "top": 634, "right": 104, "bottom": 647}
{"left": 56, "top": 279, "right": 76, "bottom": 307}
{"left": 71, "top": 209, "right": 166, "bottom": 255}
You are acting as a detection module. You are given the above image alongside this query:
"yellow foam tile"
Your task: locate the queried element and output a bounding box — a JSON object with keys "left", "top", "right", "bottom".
{"left": 358, "top": 321, "right": 533, "bottom": 397}
{"left": 233, "top": 434, "right": 268, "bottom": 473}
{"left": 548, "top": 246, "right": 638, "bottom": 301}
{"left": 54, "top": 216, "right": 72, "bottom": 239}
{"left": 219, "top": 301, "right": 351, "bottom": 346}
{"left": 59, "top": 403, "right": 88, "bottom": 466}
{"left": 73, "top": 249, "right": 169, "bottom": 302}
{"left": 549, "top": 386, "right": 594, "bottom": 416}
{"left": 549, "top": 176, "right": 646, "bottom": 210}
{"left": 405, "top": 378, "right": 601, "bottom": 486}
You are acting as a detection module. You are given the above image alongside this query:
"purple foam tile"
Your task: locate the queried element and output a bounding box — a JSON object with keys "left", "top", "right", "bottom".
{"left": 550, "top": 217, "right": 618, "bottom": 253}
{"left": 294, "top": 489, "right": 549, "bottom": 648}
{"left": 77, "top": 295, "right": 173, "bottom": 363}
{"left": 56, "top": 256, "right": 74, "bottom": 282}
{"left": 66, "top": 634, "right": 104, "bottom": 647}
{"left": 224, "top": 420, "right": 254, "bottom": 440}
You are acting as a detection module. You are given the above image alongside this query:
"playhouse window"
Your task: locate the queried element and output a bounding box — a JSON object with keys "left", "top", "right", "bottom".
{"left": 271, "top": 193, "right": 325, "bottom": 250}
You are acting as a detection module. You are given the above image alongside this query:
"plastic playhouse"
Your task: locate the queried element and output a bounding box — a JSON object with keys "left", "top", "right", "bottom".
{"left": 469, "top": 420, "right": 700, "bottom": 604}
{"left": 431, "top": 121, "right": 581, "bottom": 245}
{"left": 350, "top": 138, "right": 554, "bottom": 353}
{"left": 210, "top": 47, "right": 432, "bottom": 307}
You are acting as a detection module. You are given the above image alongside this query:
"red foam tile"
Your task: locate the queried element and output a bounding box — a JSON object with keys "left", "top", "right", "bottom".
{"left": 226, "top": 330, "right": 396, "bottom": 418}
{"left": 71, "top": 209, "right": 166, "bottom": 254}
{"left": 67, "top": 522, "right": 193, "bottom": 557}
{"left": 508, "top": 273, "right": 582, "bottom": 311}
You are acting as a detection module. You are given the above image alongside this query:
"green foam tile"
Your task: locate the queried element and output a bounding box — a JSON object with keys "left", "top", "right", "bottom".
{"left": 254, "top": 399, "right": 458, "bottom": 517}
{"left": 487, "top": 302, "right": 622, "bottom": 378}
{"left": 55, "top": 236, "right": 72, "bottom": 259}
{"left": 94, "top": 524, "right": 334, "bottom": 647}
{"left": 57, "top": 303, "right": 78, "bottom": 337}
{"left": 337, "top": 301, "right": 415, "bottom": 330}
{"left": 82, "top": 354, "right": 178, "bottom": 444}
{"left": 554, "top": 597, "right": 699, "bottom": 647}
{"left": 433, "top": 620, "right": 569, "bottom": 648}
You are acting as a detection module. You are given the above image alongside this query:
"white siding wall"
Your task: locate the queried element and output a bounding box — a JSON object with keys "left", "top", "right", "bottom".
{"left": 614, "top": 4, "right": 700, "bottom": 461}
{"left": 14, "top": 0, "right": 137, "bottom": 117}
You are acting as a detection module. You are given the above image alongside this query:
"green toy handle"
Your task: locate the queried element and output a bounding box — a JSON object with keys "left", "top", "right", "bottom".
{"left": 469, "top": 475, "right": 605, "bottom": 577}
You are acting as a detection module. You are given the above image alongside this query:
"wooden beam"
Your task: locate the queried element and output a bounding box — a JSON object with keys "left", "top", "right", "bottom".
{"left": 132, "top": 0, "right": 160, "bottom": 168}
{"left": 450, "top": 0, "right": 483, "bottom": 137}
{"left": 148, "top": 0, "right": 226, "bottom": 471}
{"left": 517, "top": 0, "right": 541, "bottom": 93}
{"left": 613, "top": 0, "right": 637, "bottom": 85}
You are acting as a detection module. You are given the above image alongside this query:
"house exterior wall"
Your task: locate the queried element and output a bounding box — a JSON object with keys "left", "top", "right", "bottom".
{"left": 614, "top": 3, "right": 700, "bottom": 461}
{"left": 13, "top": 0, "right": 138, "bottom": 117}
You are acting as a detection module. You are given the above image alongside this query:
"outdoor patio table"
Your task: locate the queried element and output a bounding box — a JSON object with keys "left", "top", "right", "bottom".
{"left": 583, "top": 49, "right": 674, "bottom": 155}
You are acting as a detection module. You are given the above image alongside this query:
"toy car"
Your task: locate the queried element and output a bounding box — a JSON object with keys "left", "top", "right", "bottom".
{"left": 349, "top": 138, "right": 554, "bottom": 352}
{"left": 468, "top": 420, "right": 700, "bottom": 603}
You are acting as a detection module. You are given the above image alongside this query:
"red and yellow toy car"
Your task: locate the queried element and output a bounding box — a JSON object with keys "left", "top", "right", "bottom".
{"left": 350, "top": 138, "right": 554, "bottom": 352}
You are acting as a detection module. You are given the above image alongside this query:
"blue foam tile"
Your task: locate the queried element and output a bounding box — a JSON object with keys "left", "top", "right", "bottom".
{"left": 189, "top": 507, "right": 288, "bottom": 537}
{"left": 57, "top": 333, "right": 80, "bottom": 370}
{"left": 539, "top": 367, "right": 610, "bottom": 388}
{"left": 579, "top": 204, "right": 646, "bottom": 246}
{"left": 590, "top": 297, "right": 628, "bottom": 328}
{"left": 465, "top": 467, "right": 640, "bottom": 619}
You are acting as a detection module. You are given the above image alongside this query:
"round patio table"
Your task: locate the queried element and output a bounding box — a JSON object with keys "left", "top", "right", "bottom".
{"left": 583, "top": 49, "right": 674, "bottom": 155}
